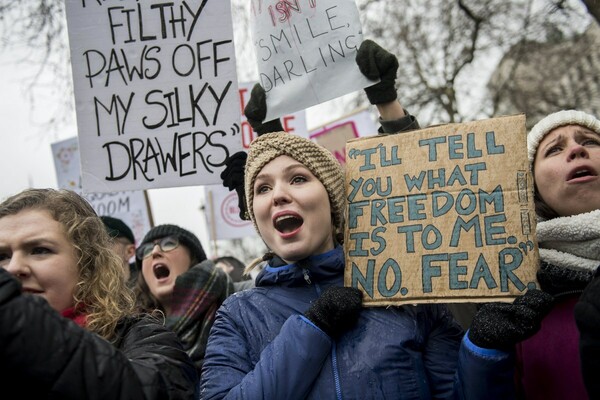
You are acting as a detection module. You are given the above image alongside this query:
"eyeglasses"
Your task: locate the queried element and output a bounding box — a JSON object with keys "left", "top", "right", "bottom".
{"left": 136, "top": 236, "right": 180, "bottom": 260}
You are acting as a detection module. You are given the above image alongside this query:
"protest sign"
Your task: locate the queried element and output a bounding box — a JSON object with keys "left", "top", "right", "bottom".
{"left": 203, "top": 185, "right": 257, "bottom": 241}
{"left": 344, "top": 114, "right": 539, "bottom": 306}
{"left": 65, "top": 0, "right": 241, "bottom": 193}
{"left": 51, "top": 136, "right": 152, "bottom": 245}
{"left": 239, "top": 81, "right": 307, "bottom": 147}
{"left": 250, "top": 0, "right": 376, "bottom": 121}
{"left": 309, "top": 107, "right": 378, "bottom": 166}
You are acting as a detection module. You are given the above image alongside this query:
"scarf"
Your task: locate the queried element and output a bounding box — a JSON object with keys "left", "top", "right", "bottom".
{"left": 536, "top": 209, "right": 600, "bottom": 272}
{"left": 61, "top": 306, "right": 87, "bottom": 328}
{"left": 166, "top": 260, "right": 233, "bottom": 374}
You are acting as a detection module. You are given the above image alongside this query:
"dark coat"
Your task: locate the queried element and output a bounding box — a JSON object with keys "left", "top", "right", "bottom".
{"left": 201, "top": 246, "right": 515, "bottom": 399}
{"left": 514, "top": 263, "right": 593, "bottom": 399}
{"left": 575, "top": 267, "right": 600, "bottom": 399}
{"left": 0, "top": 268, "right": 198, "bottom": 399}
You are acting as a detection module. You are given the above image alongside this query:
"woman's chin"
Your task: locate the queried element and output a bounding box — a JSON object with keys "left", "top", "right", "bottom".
{"left": 277, "top": 249, "right": 311, "bottom": 264}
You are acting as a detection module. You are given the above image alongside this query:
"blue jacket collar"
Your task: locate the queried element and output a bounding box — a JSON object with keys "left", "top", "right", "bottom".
{"left": 256, "top": 246, "right": 344, "bottom": 287}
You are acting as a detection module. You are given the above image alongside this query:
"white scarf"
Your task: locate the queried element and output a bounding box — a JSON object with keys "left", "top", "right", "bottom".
{"left": 536, "top": 209, "right": 600, "bottom": 272}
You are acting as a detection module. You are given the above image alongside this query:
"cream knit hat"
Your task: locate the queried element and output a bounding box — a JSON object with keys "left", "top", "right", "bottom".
{"left": 527, "top": 110, "right": 600, "bottom": 163}
{"left": 244, "top": 131, "right": 345, "bottom": 234}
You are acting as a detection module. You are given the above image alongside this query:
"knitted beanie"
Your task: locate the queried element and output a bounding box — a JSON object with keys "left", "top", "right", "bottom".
{"left": 244, "top": 131, "right": 345, "bottom": 233}
{"left": 101, "top": 215, "right": 135, "bottom": 244}
{"left": 136, "top": 224, "right": 206, "bottom": 267}
{"left": 527, "top": 110, "right": 600, "bottom": 163}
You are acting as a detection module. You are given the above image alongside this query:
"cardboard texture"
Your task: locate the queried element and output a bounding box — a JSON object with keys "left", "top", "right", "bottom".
{"left": 344, "top": 114, "right": 539, "bottom": 306}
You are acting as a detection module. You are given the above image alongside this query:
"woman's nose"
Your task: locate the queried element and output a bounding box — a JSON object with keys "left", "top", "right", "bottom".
{"left": 272, "top": 183, "right": 291, "bottom": 206}
{"left": 568, "top": 143, "right": 589, "bottom": 160}
{"left": 5, "top": 253, "right": 29, "bottom": 278}
{"left": 150, "top": 243, "right": 162, "bottom": 257}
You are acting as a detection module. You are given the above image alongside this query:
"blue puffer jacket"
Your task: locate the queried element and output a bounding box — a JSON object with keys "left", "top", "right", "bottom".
{"left": 201, "top": 246, "right": 515, "bottom": 399}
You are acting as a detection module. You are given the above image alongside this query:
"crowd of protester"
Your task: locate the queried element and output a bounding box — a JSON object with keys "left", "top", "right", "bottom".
{"left": 0, "top": 38, "right": 598, "bottom": 399}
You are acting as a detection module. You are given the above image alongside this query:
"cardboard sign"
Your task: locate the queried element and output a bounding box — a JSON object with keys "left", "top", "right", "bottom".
{"left": 344, "top": 114, "right": 539, "bottom": 306}
{"left": 250, "top": 0, "right": 375, "bottom": 121}
{"left": 65, "top": 0, "right": 241, "bottom": 193}
{"left": 238, "top": 81, "right": 308, "bottom": 148}
{"left": 51, "top": 136, "right": 152, "bottom": 245}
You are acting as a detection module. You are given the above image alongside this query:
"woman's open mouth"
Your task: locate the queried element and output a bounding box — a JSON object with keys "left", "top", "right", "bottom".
{"left": 567, "top": 166, "right": 597, "bottom": 182}
{"left": 153, "top": 263, "right": 170, "bottom": 279}
{"left": 274, "top": 212, "right": 304, "bottom": 238}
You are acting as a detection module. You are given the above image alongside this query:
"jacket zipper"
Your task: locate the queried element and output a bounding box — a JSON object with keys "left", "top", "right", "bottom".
{"left": 332, "top": 342, "right": 343, "bottom": 400}
{"left": 302, "top": 268, "right": 312, "bottom": 284}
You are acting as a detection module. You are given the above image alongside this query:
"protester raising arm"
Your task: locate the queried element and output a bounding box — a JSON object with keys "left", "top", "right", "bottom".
{"left": 202, "top": 58, "right": 520, "bottom": 397}
{"left": 356, "top": 39, "right": 420, "bottom": 133}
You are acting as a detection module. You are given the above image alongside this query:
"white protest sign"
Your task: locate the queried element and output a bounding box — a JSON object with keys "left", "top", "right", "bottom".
{"left": 239, "top": 81, "right": 308, "bottom": 147}
{"left": 65, "top": 0, "right": 241, "bottom": 193}
{"left": 51, "top": 136, "right": 152, "bottom": 245}
{"left": 251, "top": 0, "right": 375, "bottom": 121}
{"left": 204, "top": 185, "right": 257, "bottom": 240}
{"left": 309, "top": 108, "right": 378, "bottom": 166}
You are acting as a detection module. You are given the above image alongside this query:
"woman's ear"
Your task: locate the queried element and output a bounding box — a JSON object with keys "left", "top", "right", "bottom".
{"left": 125, "top": 244, "right": 136, "bottom": 261}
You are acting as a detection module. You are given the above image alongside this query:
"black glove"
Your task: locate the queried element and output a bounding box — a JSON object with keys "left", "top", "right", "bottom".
{"left": 244, "top": 83, "right": 284, "bottom": 135}
{"left": 356, "top": 39, "right": 399, "bottom": 105}
{"left": 468, "top": 289, "right": 554, "bottom": 350}
{"left": 220, "top": 151, "right": 249, "bottom": 220}
{"left": 305, "top": 286, "right": 363, "bottom": 339}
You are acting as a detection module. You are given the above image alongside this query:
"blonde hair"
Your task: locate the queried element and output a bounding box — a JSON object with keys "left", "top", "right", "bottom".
{"left": 0, "top": 189, "right": 138, "bottom": 341}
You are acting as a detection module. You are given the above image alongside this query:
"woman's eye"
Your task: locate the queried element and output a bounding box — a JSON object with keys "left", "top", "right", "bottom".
{"left": 582, "top": 138, "right": 600, "bottom": 146}
{"left": 31, "top": 247, "right": 52, "bottom": 256}
{"left": 256, "top": 184, "right": 270, "bottom": 194}
{"left": 291, "top": 175, "right": 307, "bottom": 184}
{"left": 0, "top": 253, "right": 9, "bottom": 263}
{"left": 544, "top": 145, "right": 561, "bottom": 157}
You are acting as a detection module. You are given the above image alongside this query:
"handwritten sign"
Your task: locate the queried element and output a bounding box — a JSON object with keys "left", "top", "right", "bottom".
{"left": 65, "top": 0, "right": 241, "bottom": 192}
{"left": 344, "top": 115, "right": 539, "bottom": 306}
{"left": 51, "top": 136, "right": 152, "bottom": 245}
{"left": 250, "top": 0, "right": 375, "bottom": 120}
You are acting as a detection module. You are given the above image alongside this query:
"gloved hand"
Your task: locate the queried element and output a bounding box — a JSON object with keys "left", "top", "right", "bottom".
{"left": 244, "top": 83, "right": 284, "bottom": 135}
{"left": 356, "top": 39, "right": 399, "bottom": 105}
{"left": 220, "top": 151, "right": 249, "bottom": 220}
{"left": 305, "top": 286, "right": 363, "bottom": 339}
{"left": 468, "top": 289, "right": 554, "bottom": 350}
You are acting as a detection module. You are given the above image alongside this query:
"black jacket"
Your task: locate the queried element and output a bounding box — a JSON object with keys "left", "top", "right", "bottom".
{"left": 575, "top": 267, "right": 600, "bottom": 399}
{"left": 0, "top": 268, "right": 198, "bottom": 399}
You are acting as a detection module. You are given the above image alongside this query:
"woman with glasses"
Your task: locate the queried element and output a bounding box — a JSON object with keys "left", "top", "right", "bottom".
{"left": 0, "top": 189, "right": 197, "bottom": 398}
{"left": 134, "top": 224, "right": 233, "bottom": 376}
